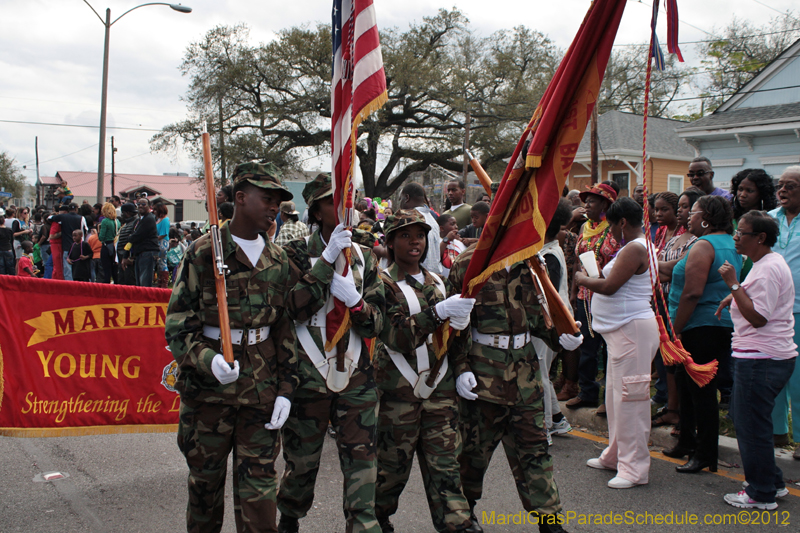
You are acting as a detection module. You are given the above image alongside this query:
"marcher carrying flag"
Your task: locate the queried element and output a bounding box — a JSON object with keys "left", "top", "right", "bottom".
{"left": 429, "top": 0, "right": 629, "bottom": 371}
{"left": 328, "top": 0, "right": 387, "bottom": 382}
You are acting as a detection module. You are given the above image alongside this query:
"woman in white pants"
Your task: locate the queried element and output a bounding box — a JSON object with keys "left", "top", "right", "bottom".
{"left": 575, "top": 197, "right": 659, "bottom": 489}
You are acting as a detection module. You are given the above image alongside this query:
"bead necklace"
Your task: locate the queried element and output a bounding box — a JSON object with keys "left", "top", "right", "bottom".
{"left": 778, "top": 210, "right": 800, "bottom": 249}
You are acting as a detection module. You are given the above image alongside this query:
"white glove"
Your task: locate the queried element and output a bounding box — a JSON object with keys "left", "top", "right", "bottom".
{"left": 211, "top": 353, "right": 240, "bottom": 385}
{"left": 456, "top": 372, "right": 479, "bottom": 400}
{"left": 559, "top": 322, "right": 583, "bottom": 351}
{"left": 435, "top": 295, "right": 476, "bottom": 320}
{"left": 321, "top": 224, "right": 352, "bottom": 264}
{"left": 449, "top": 315, "right": 470, "bottom": 331}
{"left": 331, "top": 272, "right": 362, "bottom": 308}
{"left": 265, "top": 396, "right": 291, "bottom": 430}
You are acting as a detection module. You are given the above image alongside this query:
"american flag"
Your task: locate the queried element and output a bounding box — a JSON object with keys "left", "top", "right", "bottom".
{"left": 327, "top": 0, "right": 386, "bottom": 352}
{"left": 331, "top": 0, "right": 387, "bottom": 224}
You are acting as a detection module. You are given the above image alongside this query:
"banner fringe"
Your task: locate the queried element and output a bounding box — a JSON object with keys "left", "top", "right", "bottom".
{"left": 0, "top": 424, "right": 179, "bottom": 438}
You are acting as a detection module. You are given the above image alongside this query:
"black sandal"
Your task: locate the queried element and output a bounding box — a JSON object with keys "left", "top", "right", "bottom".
{"left": 652, "top": 409, "right": 679, "bottom": 427}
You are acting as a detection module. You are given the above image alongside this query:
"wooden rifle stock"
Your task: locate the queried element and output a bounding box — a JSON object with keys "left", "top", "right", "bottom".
{"left": 201, "top": 124, "right": 234, "bottom": 364}
{"left": 529, "top": 255, "right": 579, "bottom": 336}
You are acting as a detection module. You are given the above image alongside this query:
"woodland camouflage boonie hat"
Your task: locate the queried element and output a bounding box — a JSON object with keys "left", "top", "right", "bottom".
{"left": 302, "top": 173, "right": 333, "bottom": 209}
{"left": 232, "top": 161, "right": 293, "bottom": 201}
{"left": 383, "top": 209, "right": 432, "bottom": 237}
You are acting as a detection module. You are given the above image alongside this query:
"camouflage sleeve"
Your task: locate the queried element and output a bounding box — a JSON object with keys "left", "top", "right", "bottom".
{"left": 379, "top": 273, "right": 440, "bottom": 354}
{"left": 275, "top": 251, "right": 299, "bottom": 399}
{"left": 526, "top": 283, "right": 560, "bottom": 352}
{"left": 349, "top": 245, "right": 384, "bottom": 338}
{"left": 284, "top": 239, "right": 333, "bottom": 322}
{"left": 447, "top": 251, "right": 473, "bottom": 376}
{"left": 165, "top": 242, "right": 217, "bottom": 377}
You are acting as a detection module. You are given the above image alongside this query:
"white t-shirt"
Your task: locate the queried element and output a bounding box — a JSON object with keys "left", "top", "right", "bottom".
{"left": 231, "top": 234, "right": 265, "bottom": 267}
{"left": 410, "top": 272, "right": 425, "bottom": 284}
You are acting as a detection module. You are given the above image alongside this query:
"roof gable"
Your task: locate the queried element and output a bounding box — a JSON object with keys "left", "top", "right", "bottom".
{"left": 576, "top": 110, "right": 694, "bottom": 159}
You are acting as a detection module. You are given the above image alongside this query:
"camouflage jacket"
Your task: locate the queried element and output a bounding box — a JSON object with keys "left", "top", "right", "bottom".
{"left": 165, "top": 223, "right": 298, "bottom": 405}
{"left": 284, "top": 230, "right": 384, "bottom": 395}
{"left": 377, "top": 263, "right": 466, "bottom": 402}
{"left": 448, "top": 246, "right": 559, "bottom": 406}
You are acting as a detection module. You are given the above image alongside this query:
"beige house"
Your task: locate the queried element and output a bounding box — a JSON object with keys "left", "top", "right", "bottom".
{"left": 568, "top": 111, "right": 695, "bottom": 196}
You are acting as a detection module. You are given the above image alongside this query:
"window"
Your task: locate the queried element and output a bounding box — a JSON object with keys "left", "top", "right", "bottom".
{"left": 609, "top": 171, "right": 630, "bottom": 197}
{"left": 174, "top": 200, "right": 184, "bottom": 223}
{"left": 667, "top": 175, "right": 684, "bottom": 194}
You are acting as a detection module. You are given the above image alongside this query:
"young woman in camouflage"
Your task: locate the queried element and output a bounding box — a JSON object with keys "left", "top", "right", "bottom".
{"left": 165, "top": 162, "right": 299, "bottom": 533}
{"left": 374, "top": 209, "right": 478, "bottom": 533}
{"left": 276, "top": 173, "right": 385, "bottom": 533}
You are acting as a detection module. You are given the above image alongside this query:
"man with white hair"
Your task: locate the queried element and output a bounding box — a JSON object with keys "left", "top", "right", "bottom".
{"left": 770, "top": 165, "right": 800, "bottom": 459}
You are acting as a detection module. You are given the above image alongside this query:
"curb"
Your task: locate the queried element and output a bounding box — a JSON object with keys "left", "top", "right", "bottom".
{"left": 557, "top": 401, "right": 800, "bottom": 476}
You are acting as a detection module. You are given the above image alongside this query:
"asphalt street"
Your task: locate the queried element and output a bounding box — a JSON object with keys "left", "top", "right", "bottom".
{"left": 1, "top": 427, "right": 798, "bottom": 533}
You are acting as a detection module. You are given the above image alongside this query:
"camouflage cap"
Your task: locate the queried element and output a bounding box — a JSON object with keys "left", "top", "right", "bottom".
{"left": 302, "top": 172, "right": 333, "bottom": 208}
{"left": 231, "top": 161, "right": 293, "bottom": 201}
{"left": 383, "top": 208, "right": 431, "bottom": 237}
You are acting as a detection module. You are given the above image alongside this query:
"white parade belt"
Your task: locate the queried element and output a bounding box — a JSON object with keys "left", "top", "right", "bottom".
{"left": 203, "top": 325, "right": 270, "bottom": 346}
{"left": 471, "top": 329, "right": 530, "bottom": 350}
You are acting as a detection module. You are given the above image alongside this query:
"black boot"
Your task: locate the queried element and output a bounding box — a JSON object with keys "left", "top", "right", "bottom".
{"left": 469, "top": 510, "right": 484, "bottom": 533}
{"left": 277, "top": 515, "right": 299, "bottom": 533}
{"left": 378, "top": 516, "right": 395, "bottom": 533}
{"left": 536, "top": 512, "right": 568, "bottom": 533}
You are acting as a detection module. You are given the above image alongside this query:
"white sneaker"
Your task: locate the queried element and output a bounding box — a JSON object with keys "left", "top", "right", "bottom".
{"left": 586, "top": 458, "right": 615, "bottom": 471}
{"left": 608, "top": 476, "right": 642, "bottom": 489}
{"left": 742, "top": 481, "right": 789, "bottom": 499}
{"left": 549, "top": 418, "right": 573, "bottom": 436}
{"left": 724, "top": 490, "right": 778, "bottom": 510}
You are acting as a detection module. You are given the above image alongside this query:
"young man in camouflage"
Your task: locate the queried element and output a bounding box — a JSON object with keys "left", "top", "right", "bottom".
{"left": 277, "top": 173, "right": 385, "bottom": 533}
{"left": 166, "top": 162, "right": 299, "bottom": 533}
{"left": 374, "top": 209, "right": 478, "bottom": 533}
{"left": 448, "top": 247, "right": 583, "bottom": 533}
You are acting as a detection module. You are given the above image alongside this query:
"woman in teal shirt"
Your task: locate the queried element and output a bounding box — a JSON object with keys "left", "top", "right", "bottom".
{"left": 665, "top": 195, "right": 741, "bottom": 474}
{"left": 98, "top": 202, "right": 119, "bottom": 284}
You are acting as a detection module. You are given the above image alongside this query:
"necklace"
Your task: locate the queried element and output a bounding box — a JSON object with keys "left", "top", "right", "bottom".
{"left": 778, "top": 210, "right": 800, "bottom": 249}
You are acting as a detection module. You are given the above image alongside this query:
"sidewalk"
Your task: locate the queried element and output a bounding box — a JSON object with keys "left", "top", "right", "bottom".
{"left": 558, "top": 400, "right": 800, "bottom": 479}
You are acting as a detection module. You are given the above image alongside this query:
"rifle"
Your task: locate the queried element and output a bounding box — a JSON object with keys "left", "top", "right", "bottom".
{"left": 201, "top": 122, "right": 234, "bottom": 364}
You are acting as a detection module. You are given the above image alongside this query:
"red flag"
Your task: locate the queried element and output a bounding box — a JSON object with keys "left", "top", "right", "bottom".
{"left": 461, "top": 0, "right": 627, "bottom": 297}
{"left": 329, "top": 0, "right": 387, "bottom": 350}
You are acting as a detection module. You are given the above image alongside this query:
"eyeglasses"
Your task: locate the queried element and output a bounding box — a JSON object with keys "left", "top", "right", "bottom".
{"left": 688, "top": 210, "right": 703, "bottom": 216}
{"left": 733, "top": 230, "right": 760, "bottom": 238}
{"left": 686, "top": 170, "right": 708, "bottom": 178}
{"left": 777, "top": 182, "right": 799, "bottom": 192}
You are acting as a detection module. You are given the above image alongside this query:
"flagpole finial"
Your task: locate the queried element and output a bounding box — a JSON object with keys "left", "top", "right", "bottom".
{"left": 201, "top": 121, "right": 207, "bottom": 135}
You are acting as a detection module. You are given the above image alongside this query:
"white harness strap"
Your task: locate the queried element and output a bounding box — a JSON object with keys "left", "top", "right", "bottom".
{"left": 383, "top": 269, "right": 449, "bottom": 390}
{"left": 295, "top": 239, "right": 365, "bottom": 383}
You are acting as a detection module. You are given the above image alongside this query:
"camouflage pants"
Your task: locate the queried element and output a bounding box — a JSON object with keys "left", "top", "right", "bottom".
{"left": 459, "top": 398, "right": 561, "bottom": 515}
{"left": 278, "top": 385, "right": 380, "bottom": 533}
{"left": 177, "top": 398, "right": 280, "bottom": 533}
{"left": 376, "top": 397, "right": 472, "bottom": 532}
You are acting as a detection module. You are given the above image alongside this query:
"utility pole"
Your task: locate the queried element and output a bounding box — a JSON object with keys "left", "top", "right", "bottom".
{"left": 111, "top": 135, "right": 117, "bottom": 197}
{"left": 35, "top": 136, "right": 41, "bottom": 206}
{"left": 218, "top": 95, "right": 226, "bottom": 184}
{"left": 590, "top": 106, "right": 599, "bottom": 185}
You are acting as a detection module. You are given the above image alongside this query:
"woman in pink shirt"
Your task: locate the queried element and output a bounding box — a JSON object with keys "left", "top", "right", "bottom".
{"left": 716, "top": 211, "right": 797, "bottom": 511}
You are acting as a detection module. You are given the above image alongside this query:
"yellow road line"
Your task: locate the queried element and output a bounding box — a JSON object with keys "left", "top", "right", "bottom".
{"left": 568, "top": 429, "right": 799, "bottom": 498}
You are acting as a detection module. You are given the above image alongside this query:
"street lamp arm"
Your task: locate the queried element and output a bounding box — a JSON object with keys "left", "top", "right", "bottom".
{"left": 81, "top": 0, "right": 106, "bottom": 25}
{"left": 111, "top": 3, "right": 192, "bottom": 26}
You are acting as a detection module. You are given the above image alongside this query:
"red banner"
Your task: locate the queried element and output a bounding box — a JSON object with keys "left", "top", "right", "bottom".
{"left": 462, "top": 0, "right": 627, "bottom": 296}
{"left": 0, "top": 276, "right": 177, "bottom": 437}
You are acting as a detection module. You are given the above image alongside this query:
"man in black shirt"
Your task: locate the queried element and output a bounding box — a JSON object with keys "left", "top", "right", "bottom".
{"left": 49, "top": 203, "right": 84, "bottom": 281}
{"left": 125, "top": 198, "right": 159, "bottom": 287}
{"left": 117, "top": 203, "right": 139, "bottom": 286}
{"left": 0, "top": 214, "right": 14, "bottom": 275}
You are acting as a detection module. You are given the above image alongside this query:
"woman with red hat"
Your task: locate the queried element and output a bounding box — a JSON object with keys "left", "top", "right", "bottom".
{"left": 566, "top": 181, "right": 620, "bottom": 416}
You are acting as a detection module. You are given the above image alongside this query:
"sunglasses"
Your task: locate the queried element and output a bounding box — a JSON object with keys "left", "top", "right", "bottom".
{"left": 686, "top": 170, "right": 709, "bottom": 178}
{"left": 777, "top": 182, "right": 799, "bottom": 192}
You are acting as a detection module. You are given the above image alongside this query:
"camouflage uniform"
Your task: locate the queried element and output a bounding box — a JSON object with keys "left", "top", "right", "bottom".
{"left": 166, "top": 163, "right": 298, "bottom": 533}
{"left": 277, "top": 174, "right": 385, "bottom": 533}
{"left": 374, "top": 210, "right": 474, "bottom": 533}
{"left": 448, "top": 246, "right": 562, "bottom": 517}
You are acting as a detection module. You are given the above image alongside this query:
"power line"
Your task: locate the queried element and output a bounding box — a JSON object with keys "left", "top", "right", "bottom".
{"left": 613, "top": 27, "right": 800, "bottom": 47}
{"left": 750, "top": 0, "right": 800, "bottom": 23}
{"left": 0, "top": 119, "right": 161, "bottom": 132}
{"left": 0, "top": 94, "right": 181, "bottom": 114}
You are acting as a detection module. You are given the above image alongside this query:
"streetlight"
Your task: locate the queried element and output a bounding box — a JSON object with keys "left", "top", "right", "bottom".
{"left": 82, "top": 1, "right": 192, "bottom": 204}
